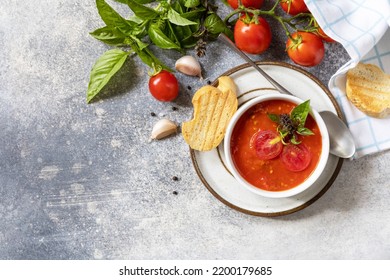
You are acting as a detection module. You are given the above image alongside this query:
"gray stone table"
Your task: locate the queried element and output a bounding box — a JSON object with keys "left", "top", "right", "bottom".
{"left": 1, "top": 1, "right": 389, "bottom": 259}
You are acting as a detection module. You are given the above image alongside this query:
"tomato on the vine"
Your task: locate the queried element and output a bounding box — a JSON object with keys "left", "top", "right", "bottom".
{"left": 148, "top": 70, "right": 179, "bottom": 102}
{"left": 286, "top": 31, "right": 324, "bottom": 67}
{"left": 234, "top": 16, "right": 272, "bottom": 55}
{"left": 280, "top": 0, "right": 309, "bottom": 15}
{"left": 227, "top": 0, "right": 264, "bottom": 9}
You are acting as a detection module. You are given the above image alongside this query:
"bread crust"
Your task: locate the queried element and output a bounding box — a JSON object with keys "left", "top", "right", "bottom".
{"left": 346, "top": 63, "right": 390, "bottom": 118}
{"left": 182, "top": 76, "right": 238, "bottom": 151}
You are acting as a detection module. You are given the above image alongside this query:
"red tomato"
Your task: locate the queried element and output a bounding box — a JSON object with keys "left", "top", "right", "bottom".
{"left": 286, "top": 31, "right": 325, "bottom": 67}
{"left": 280, "top": 0, "right": 309, "bottom": 15}
{"left": 148, "top": 70, "right": 179, "bottom": 102}
{"left": 316, "top": 27, "right": 336, "bottom": 43}
{"left": 234, "top": 16, "right": 272, "bottom": 55}
{"left": 253, "top": 130, "right": 283, "bottom": 160}
{"left": 281, "top": 143, "right": 312, "bottom": 172}
{"left": 227, "top": 0, "right": 264, "bottom": 9}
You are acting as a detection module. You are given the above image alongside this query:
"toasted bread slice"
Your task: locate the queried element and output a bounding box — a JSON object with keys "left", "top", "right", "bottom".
{"left": 182, "top": 76, "right": 238, "bottom": 151}
{"left": 346, "top": 63, "right": 390, "bottom": 118}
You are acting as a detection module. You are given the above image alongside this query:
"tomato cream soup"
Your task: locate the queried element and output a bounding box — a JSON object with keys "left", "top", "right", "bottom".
{"left": 230, "top": 100, "right": 322, "bottom": 192}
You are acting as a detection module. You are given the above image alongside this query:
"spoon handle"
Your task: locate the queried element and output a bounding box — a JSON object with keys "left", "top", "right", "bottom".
{"left": 218, "top": 33, "right": 292, "bottom": 96}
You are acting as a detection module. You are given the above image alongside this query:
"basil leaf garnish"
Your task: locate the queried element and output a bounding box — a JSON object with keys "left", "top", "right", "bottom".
{"left": 90, "top": 26, "right": 126, "bottom": 45}
{"left": 184, "top": 0, "right": 200, "bottom": 8}
{"left": 125, "top": 0, "right": 159, "bottom": 20}
{"left": 96, "top": 0, "right": 133, "bottom": 34}
{"left": 291, "top": 99, "right": 311, "bottom": 125}
{"left": 148, "top": 23, "right": 182, "bottom": 50}
{"left": 204, "top": 13, "right": 234, "bottom": 39}
{"left": 114, "top": 0, "right": 155, "bottom": 4}
{"left": 87, "top": 49, "right": 129, "bottom": 103}
{"left": 268, "top": 100, "right": 314, "bottom": 145}
{"left": 267, "top": 113, "right": 280, "bottom": 123}
{"left": 167, "top": 8, "right": 197, "bottom": 26}
{"left": 297, "top": 127, "right": 314, "bottom": 136}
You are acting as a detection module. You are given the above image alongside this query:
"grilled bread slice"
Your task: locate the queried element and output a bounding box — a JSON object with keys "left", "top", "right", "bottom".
{"left": 182, "top": 76, "right": 238, "bottom": 151}
{"left": 346, "top": 63, "right": 390, "bottom": 118}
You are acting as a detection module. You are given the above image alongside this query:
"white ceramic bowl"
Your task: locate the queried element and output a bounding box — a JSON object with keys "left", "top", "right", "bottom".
{"left": 224, "top": 93, "right": 330, "bottom": 198}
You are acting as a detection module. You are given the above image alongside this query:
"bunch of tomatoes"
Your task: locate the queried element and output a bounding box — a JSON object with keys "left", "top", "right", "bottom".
{"left": 228, "top": 0, "right": 335, "bottom": 67}
{"left": 148, "top": 0, "right": 335, "bottom": 102}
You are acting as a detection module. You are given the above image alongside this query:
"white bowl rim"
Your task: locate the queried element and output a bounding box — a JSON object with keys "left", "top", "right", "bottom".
{"left": 224, "top": 93, "right": 330, "bottom": 198}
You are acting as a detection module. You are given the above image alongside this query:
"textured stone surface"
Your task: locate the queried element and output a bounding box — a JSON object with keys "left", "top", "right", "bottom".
{"left": 1, "top": 1, "right": 389, "bottom": 260}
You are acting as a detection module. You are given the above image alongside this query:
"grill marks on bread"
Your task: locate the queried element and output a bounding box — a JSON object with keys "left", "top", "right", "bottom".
{"left": 346, "top": 63, "right": 390, "bottom": 118}
{"left": 182, "top": 76, "right": 238, "bottom": 151}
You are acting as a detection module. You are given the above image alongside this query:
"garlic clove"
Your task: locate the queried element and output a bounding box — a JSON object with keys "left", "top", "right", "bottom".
{"left": 151, "top": 119, "right": 178, "bottom": 140}
{"left": 175, "top": 55, "right": 203, "bottom": 79}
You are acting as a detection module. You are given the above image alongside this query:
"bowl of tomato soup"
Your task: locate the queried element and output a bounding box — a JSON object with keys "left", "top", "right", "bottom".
{"left": 224, "top": 94, "right": 329, "bottom": 198}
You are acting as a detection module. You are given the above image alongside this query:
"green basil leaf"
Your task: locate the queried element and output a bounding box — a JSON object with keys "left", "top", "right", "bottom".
{"left": 126, "top": 37, "right": 171, "bottom": 71}
{"left": 148, "top": 23, "right": 181, "bottom": 50}
{"left": 184, "top": 0, "right": 200, "bottom": 8}
{"left": 96, "top": 0, "right": 133, "bottom": 34}
{"left": 90, "top": 26, "right": 126, "bottom": 45}
{"left": 166, "top": 21, "right": 181, "bottom": 46}
{"left": 127, "top": 16, "right": 143, "bottom": 24}
{"left": 267, "top": 113, "right": 280, "bottom": 123}
{"left": 297, "top": 127, "right": 314, "bottom": 136}
{"left": 125, "top": 0, "right": 159, "bottom": 20}
{"left": 126, "top": 34, "right": 149, "bottom": 50}
{"left": 139, "top": 48, "right": 172, "bottom": 71}
{"left": 172, "top": 24, "right": 192, "bottom": 42}
{"left": 291, "top": 100, "right": 311, "bottom": 125}
{"left": 167, "top": 8, "right": 197, "bottom": 26}
{"left": 290, "top": 136, "right": 301, "bottom": 145}
{"left": 204, "top": 13, "right": 233, "bottom": 39}
{"left": 181, "top": 7, "right": 207, "bottom": 20}
{"left": 87, "top": 49, "right": 129, "bottom": 103}
{"left": 180, "top": 36, "right": 198, "bottom": 48}
{"left": 114, "top": 0, "right": 155, "bottom": 4}
{"left": 204, "top": 13, "right": 224, "bottom": 34}
{"left": 171, "top": 0, "right": 184, "bottom": 13}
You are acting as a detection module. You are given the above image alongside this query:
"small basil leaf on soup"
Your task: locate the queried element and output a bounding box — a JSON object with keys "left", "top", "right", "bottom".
{"left": 267, "top": 113, "right": 280, "bottom": 123}
{"left": 297, "top": 126, "right": 314, "bottom": 136}
{"left": 290, "top": 99, "right": 311, "bottom": 126}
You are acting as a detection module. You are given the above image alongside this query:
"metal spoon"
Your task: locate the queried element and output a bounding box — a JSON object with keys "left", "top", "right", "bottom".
{"left": 218, "top": 33, "right": 356, "bottom": 158}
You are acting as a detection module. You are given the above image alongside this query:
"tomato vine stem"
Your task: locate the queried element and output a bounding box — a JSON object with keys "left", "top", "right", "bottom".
{"left": 223, "top": 0, "right": 317, "bottom": 43}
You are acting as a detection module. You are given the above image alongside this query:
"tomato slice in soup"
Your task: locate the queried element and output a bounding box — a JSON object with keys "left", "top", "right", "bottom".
{"left": 253, "top": 130, "right": 283, "bottom": 160}
{"left": 281, "top": 143, "right": 312, "bottom": 172}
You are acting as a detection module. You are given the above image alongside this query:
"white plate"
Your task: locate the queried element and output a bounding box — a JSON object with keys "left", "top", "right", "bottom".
{"left": 191, "top": 62, "right": 344, "bottom": 216}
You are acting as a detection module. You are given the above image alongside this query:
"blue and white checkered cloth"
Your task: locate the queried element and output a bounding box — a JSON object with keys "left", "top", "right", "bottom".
{"left": 306, "top": 0, "right": 390, "bottom": 158}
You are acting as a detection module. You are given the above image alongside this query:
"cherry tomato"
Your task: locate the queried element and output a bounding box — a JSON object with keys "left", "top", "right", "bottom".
{"left": 281, "top": 143, "right": 312, "bottom": 172}
{"left": 148, "top": 70, "right": 179, "bottom": 102}
{"left": 253, "top": 130, "right": 283, "bottom": 160}
{"left": 227, "top": 0, "right": 264, "bottom": 9}
{"left": 286, "top": 31, "right": 325, "bottom": 67}
{"left": 316, "top": 27, "right": 336, "bottom": 43}
{"left": 280, "top": 0, "right": 309, "bottom": 15}
{"left": 234, "top": 16, "right": 272, "bottom": 55}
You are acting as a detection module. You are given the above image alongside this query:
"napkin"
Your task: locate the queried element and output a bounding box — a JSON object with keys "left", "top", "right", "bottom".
{"left": 305, "top": 0, "right": 390, "bottom": 159}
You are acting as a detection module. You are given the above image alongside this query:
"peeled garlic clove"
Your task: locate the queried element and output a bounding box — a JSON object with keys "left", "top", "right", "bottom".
{"left": 151, "top": 119, "right": 178, "bottom": 140}
{"left": 175, "top": 55, "right": 203, "bottom": 79}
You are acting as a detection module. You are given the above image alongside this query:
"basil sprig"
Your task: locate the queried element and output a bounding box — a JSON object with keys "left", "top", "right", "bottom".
{"left": 268, "top": 100, "right": 314, "bottom": 145}
{"left": 87, "top": 0, "right": 232, "bottom": 103}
